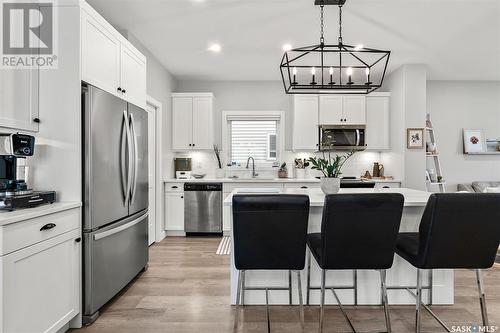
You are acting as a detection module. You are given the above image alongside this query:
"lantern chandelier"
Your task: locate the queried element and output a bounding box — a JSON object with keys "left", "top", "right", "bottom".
{"left": 280, "top": 0, "right": 390, "bottom": 95}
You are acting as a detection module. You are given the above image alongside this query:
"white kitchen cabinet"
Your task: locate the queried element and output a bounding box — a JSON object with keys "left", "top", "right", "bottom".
{"left": 342, "top": 96, "right": 366, "bottom": 124}
{"left": 81, "top": 10, "right": 120, "bottom": 96}
{"left": 0, "top": 68, "right": 39, "bottom": 132}
{"left": 172, "top": 93, "right": 214, "bottom": 151}
{"left": 319, "top": 96, "right": 366, "bottom": 125}
{"left": 375, "top": 182, "right": 401, "bottom": 188}
{"left": 165, "top": 192, "right": 185, "bottom": 231}
{"left": 292, "top": 95, "right": 319, "bottom": 151}
{"left": 192, "top": 97, "right": 213, "bottom": 149}
{"left": 81, "top": 3, "right": 146, "bottom": 107}
{"left": 120, "top": 44, "right": 147, "bottom": 107}
{"left": 319, "top": 96, "right": 343, "bottom": 125}
{"left": 366, "top": 95, "right": 390, "bottom": 150}
{"left": 1, "top": 229, "right": 80, "bottom": 333}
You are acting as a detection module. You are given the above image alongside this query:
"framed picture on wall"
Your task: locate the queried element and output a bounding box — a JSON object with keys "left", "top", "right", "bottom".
{"left": 407, "top": 128, "right": 424, "bottom": 149}
{"left": 463, "top": 129, "right": 486, "bottom": 153}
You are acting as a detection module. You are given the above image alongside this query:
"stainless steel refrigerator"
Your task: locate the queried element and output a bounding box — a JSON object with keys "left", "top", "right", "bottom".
{"left": 82, "top": 84, "right": 148, "bottom": 324}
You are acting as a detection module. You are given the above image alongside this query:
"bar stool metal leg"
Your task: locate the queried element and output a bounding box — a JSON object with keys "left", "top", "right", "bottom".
{"left": 234, "top": 270, "right": 243, "bottom": 331}
{"left": 380, "top": 270, "right": 392, "bottom": 333}
{"left": 241, "top": 270, "right": 246, "bottom": 306}
{"left": 296, "top": 270, "right": 305, "bottom": 333}
{"left": 319, "top": 269, "right": 326, "bottom": 333}
{"left": 289, "top": 270, "right": 293, "bottom": 305}
{"left": 265, "top": 288, "right": 271, "bottom": 333}
{"left": 428, "top": 269, "right": 433, "bottom": 306}
{"left": 306, "top": 250, "right": 311, "bottom": 305}
{"left": 476, "top": 269, "right": 489, "bottom": 327}
{"left": 416, "top": 269, "right": 422, "bottom": 333}
{"left": 353, "top": 270, "right": 358, "bottom": 306}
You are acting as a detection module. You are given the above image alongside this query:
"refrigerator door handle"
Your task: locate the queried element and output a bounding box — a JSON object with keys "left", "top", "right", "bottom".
{"left": 129, "top": 114, "right": 139, "bottom": 204}
{"left": 120, "top": 111, "right": 128, "bottom": 203}
{"left": 123, "top": 110, "right": 133, "bottom": 205}
{"left": 93, "top": 212, "right": 148, "bottom": 241}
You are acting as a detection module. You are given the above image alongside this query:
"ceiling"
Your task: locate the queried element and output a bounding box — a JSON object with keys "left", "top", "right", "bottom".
{"left": 87, "top": 0, "right": 500, "bottom": 81}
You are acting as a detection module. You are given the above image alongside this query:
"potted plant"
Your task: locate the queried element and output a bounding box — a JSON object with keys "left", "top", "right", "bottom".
{"left": 278, "top": 162, "right": 288, "bottom": 178}
{"left": 308, "top": 150, "right": 356, "bottom": 194}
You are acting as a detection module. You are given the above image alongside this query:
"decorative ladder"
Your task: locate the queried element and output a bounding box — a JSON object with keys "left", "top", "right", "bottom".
{"left": 426, "top": 114, "right": 446, "bottom": 193}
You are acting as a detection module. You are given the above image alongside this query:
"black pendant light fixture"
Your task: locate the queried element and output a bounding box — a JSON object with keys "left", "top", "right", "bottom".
{"left": 280, "top": 0, "right": 390, "bottom": 95}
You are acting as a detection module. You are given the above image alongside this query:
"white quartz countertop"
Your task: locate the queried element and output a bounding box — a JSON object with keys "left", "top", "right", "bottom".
{"left": 223, "top": 188, "right": 430, "bottom": 207}
{"left": 0, "top": 202, "right": 82, "bottom": 226}
{"left": 164, "top": 178, "right": 402, "bottom": 183}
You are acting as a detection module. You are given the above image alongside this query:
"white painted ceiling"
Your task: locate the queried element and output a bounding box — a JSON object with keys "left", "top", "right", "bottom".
{"left": 87, "top": 0, "right": 500, "bottom": 81}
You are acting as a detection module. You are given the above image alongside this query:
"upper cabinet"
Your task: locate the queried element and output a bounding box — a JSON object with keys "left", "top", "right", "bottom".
{"left": 319, "top": 96, "right": 366, "bottom": 125}
{"left": 0, "top": 68, "right": 39, "bottom": 132}
{"left": 292, "top": 93, "right": 390, "bottom": 152}
{"left": 81, "top": 4, "right": 146, "bottom": 108}
{"left": 292, "top": 95, "right": 319, "bottom": 151}
{"left": 366, "top": 94, "right": 390, "bottom": 150}
{"left": 172, "top": 93, "right": 214, "bottom": 151}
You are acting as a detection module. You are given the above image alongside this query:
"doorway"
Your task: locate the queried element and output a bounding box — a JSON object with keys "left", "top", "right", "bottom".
{"left": 146, "top": 97, "right": 164, "bottom": 245}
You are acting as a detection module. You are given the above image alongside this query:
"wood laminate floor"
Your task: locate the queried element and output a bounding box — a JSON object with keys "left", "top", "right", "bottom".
{"left": 73, "top": 237, "right": 500, "bottom": 333}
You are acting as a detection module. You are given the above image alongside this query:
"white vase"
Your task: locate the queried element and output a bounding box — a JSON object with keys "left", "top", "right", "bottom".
{"left": 295, "top": 168, "right": 305, "bottom": 179}
{"left": 320, "top": 177, "right": 341, "bottom": 194}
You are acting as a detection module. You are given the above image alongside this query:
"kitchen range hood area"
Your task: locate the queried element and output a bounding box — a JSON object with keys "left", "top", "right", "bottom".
{"left": 0, "top": 0, "right": 498, "bottom": 332}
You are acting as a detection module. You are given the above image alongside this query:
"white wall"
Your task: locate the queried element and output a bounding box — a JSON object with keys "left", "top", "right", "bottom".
{"left": 382, "top": 65, "right": 427, "bottom": 190}
{"left": 427, "top": 81, "right": 500, "bottom": 191}
{"left": 123, "top": 32, "right": 177, "bottom": 179}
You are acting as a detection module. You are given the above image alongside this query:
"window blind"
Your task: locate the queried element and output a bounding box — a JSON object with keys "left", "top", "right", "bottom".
{"left": 230, "top": 120, "right": 277, "bottom": 163}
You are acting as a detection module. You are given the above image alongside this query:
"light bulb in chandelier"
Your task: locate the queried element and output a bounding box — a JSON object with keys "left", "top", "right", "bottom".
{"left": 310, "top": 67, "right": 317, "bottom": 85}
{"left": 329, "top": 67, "right": 335, "bottom": 85}
{"left": 347, "top": 67, "right": 354, "bottom": 85}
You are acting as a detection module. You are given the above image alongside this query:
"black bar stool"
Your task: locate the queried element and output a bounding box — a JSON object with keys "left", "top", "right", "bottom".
{"left": 306, "top": 193, "right": 405, "bottom": 333}
{"left": 232, "top": 194, "right": 310, "bottom": 333}
{"left": 395, "top": 193, "right": 500, "bottom": 333}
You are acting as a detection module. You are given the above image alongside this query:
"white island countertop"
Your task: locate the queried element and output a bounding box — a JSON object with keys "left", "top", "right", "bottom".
{"left": 224, "top": 187, "right": 431, "bottom": 207}
{"left": 165, "top": 178, "right": 402, "bottom": 184}
{"left": 0, "top": 202, "right": 82, "bottom": 226}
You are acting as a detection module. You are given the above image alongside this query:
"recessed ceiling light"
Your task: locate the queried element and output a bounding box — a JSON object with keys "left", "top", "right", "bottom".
{"left": 354, "top": 44, "right": 364, "bottom": 51}
{"left": 282, "top": 44, "right": 292, "bottom": 52}
{"left": 208, "top": 43, "right": 221, "bottom": 53}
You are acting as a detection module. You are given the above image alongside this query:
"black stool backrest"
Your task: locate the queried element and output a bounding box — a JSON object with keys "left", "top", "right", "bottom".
{"left": 320, "top": 194, "right": 404, "bottom": 269}
{"left": 232, "top": 194, "right": 310, "bottom": 270}
{"left": 417, "top": 193, "right": 500, "bottom": 269}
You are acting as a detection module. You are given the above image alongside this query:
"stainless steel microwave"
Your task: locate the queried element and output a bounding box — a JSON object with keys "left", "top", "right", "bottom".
{"left": 319, "top": 125, "right": 366, "bottom": 151}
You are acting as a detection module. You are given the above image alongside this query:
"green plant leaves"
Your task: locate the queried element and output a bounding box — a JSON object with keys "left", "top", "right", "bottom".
{"left": 308, "top": 150, "right": 356, "bottom": 178}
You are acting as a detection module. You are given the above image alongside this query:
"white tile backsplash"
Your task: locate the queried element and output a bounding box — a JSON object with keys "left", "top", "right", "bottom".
{"left": 168, "top": 150, "right": 395, "bottom": 179}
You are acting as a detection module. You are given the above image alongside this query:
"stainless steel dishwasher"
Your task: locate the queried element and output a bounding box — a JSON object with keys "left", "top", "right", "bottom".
{"left": 184, "top": 183, "right": 222, "bottom": 234}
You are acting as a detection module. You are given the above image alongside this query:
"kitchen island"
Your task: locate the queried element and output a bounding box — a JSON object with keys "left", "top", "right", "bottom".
{"left": 223, "top": 188, "right": 453, "bottom": 306}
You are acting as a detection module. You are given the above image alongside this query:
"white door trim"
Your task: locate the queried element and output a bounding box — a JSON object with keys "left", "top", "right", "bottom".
{"left": 146, "top": 95, "right": 165, "bottom": 243}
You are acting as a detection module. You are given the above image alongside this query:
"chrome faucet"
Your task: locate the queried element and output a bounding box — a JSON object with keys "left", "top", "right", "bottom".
{"left": 246, "top": 157, "right": 258, "bottom": 178}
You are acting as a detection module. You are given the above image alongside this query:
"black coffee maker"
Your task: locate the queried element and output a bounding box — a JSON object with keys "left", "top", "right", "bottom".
{"left": 0, "top": 133, "right": 55, "bottom": 210}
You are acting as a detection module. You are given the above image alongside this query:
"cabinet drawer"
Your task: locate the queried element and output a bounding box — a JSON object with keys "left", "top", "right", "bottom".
{"left": 1, "top": 208, "right": 80, "bottom": 255}
{"left": 165, "top": 183, "right": 184, "bottom": 192}
{"left": 223, "top": 182, "right": 283, "bottom": 193}
{"left": 283, "top": 182, "right": 320, "bottom": 189}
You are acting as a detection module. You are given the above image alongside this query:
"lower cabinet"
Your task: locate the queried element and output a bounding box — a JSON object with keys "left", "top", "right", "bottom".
{"left": 165, "top": 192, "right": 185, "bottom": 231}
{"left": 1, "top": 228, "right": 80, "bottom": 333}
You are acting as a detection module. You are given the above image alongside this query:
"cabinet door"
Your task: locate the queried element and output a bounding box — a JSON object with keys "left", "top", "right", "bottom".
{"left": 172, "top": 97, "right": 193, "bottom": 150}
{"left": 0, "top": 68, "right": 39, "bottom": 132}
{"left": 366, "top": 96, "right": 390, "bottom": 150}
{"left": 293, "top": 95, "right": 319, "bottom": 150}
{"left": 192, "top": 97, "right": 213, "bottom": 150}
{"left": 120, "top": 44, "right": 146, "bottom": 108}
{"left": 81, "top": 11, "right": 120, "bottom": 96}
{"left": 319, "top": 96, "right": 343, "bottom": 125}
{"left": 2, "top": 229, "right": 80, "bottom": 333}
{"left": 343, "top": 96, "right": 366, "bottom": 124}
{"left": 165, "top": 193, "right": 184, "bottom": 231}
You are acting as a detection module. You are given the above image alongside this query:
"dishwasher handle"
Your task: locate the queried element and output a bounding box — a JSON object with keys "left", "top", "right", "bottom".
{"left": 184, "top": 183, "right": 222, "bottom": 191}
